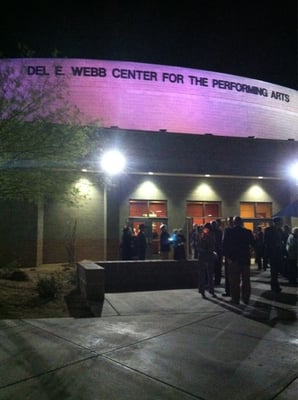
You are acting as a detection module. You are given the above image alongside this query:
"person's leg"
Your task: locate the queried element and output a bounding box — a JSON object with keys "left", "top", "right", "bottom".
{"left": 270, "top": 256, "right": 282, "bottom": 292}
{"left": 173, "top": 246, "right": 178, "bottom": 260}
{"left": 263, "top": 254, "right": 269, "bottom": 271}
{"left": 222, "top": 258, "right": 230, "bottom": 296}
{"left": 207, "top": 260, "right": 215, "bottom": 296}
{"left": 241, "top": 264, "right": 251, "bottom": 304}
{"left": 192, "top": 246, "right": 197, "bottom": 260}
{"left": 255, "top": 248, "right": 262, "bottom": 269}
{"left": 288, "top": 259, "right": 298, "bottom": 284}
{"left": 228, "top": 260, "right": 240, "bottom": 304}
{"left": 214, "top": 255, "right": 222, "bottom": 285}
{"left": 292, "top": 259, "right": 298, "bottom": 284}
{"left": 283, "top": 256, "right": 289, "bottom": 279}
{"left": 198, "top": 260, "right": 207, "bottom": 298}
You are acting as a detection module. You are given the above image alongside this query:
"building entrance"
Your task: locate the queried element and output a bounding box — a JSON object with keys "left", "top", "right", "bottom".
{"left": 128, "top": 218, "right": 168, "bottom": 259}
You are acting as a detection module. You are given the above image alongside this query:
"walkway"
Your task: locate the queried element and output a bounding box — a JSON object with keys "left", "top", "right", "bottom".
{"left": 0, "top": 267, "right": 297, "bottom": 399}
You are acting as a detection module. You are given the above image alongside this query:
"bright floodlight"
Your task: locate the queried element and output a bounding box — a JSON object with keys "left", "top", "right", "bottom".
{"left": 100, "top": 150, "right": 126, "bottom": 175}
{"left": 289, "top": 161, "right": 298, "bottom": 179}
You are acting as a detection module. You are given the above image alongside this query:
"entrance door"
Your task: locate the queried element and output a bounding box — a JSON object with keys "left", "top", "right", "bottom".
{"left": 128, "top": 218, "right": 168, "bottom": 259}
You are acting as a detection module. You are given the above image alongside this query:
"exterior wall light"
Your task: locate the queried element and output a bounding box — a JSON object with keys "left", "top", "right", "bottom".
{"left": 100, "top": 150, "right": 126, "bottom": 175}
{"left": 289, "top": 162, "right": 298, "bottom": 179}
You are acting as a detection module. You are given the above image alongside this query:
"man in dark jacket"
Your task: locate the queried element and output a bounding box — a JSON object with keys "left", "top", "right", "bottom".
{"left": 136, "top": 224, "right": 147, "bottom": 260}
{"left": 222, "top": 216, "right": 255, "bottom": 305}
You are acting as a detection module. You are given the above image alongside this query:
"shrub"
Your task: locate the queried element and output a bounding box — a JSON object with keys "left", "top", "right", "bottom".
{"left": 0, "top": 269, "right": 14, "bottom": 279}
{"left": 10, "top": 269, "right": 29, "bottom": 281}
{"left": 0, "top": 266, "right": 29, "bottom": 281}
{"left": 67, "top": 269, "right": 78, "bottom": 286}
{"left": 36, "top": 276, "right": 59, "bottom": 299}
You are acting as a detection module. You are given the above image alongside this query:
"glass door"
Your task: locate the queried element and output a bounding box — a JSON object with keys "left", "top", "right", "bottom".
{"left": 128, "top": 218, "right": 168, "bottom": 259}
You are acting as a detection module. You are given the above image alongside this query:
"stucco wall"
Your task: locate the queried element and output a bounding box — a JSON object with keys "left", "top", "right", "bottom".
{"left": 2, "top": 59, "right": 297, "bottom": 141}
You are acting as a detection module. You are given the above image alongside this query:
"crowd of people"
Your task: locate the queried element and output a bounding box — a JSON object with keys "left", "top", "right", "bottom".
{"left": 191, "top": 216, "right": 298, "bottom": 304}
{"left": 120, "top": 217, "right": 298, "bottom": 306}
{"left": 120, "top": 223, "right": 147, "bottom": 261}
{"left": 120, "top": 223, "right": 187, "bottom": 261}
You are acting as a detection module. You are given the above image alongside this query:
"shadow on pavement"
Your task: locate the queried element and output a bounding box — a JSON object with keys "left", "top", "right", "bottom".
{"left": 64, "top": 289, "right": 104, "bottom": 318}
{"left": 209, "top": 291, "right": 297, "bottom": 327}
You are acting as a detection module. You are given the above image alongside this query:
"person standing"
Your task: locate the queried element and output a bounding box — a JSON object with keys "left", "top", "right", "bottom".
{"left": 120, "top": 226, "right": 133, "bottom": 260}
{"left": 264, "top": 217, "right": 284, "bottom": 294}
{"left": 222, "top": 216, "right": 255, "bottom": 305}
{"left": 286, "top": 226, "right": 298, "bottom": 285}
{"left": 175, "top": 228, "right": 186, "bottom": 260}
{"left": 254, "top": 225, "right": 265, "bottom": 270}
{"left": 171, "top": 228, "right": 179, "bottom": 259}
{"left": 281, "top": 224, "right": 291, "bottom": 278}
{"left": 136, "top": 224, "right": 147, "bottom": 260}
{"left": 159, "top": 224, "right": 171, "bottom": 259}
{"left": 221, "top": 217, "right": 234, "bottom": 297}
{"left": 197, "top": 222, "right": 216, "bottom": 299}
{"left": 211, "top": 219, "right": 223, "bottom": 285}
{"left": 190, "top": 224, "right": 199, "bottom": 259}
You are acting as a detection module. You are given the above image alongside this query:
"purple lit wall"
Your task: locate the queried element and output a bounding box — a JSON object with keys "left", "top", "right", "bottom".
{"left": 3, "top": 58, "right": 298, "bottom": 140}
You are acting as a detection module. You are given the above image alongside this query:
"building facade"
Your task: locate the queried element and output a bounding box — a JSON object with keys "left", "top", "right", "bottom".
{"left": 1, "top": 59, "right": 297, "bottom": 266}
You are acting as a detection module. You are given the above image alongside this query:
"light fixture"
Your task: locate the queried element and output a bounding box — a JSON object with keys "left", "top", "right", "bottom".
{"left": 288, "top": 162, "right": 298, "bottom": 179}
{"left": 100, "top": 150, "right": 126, "bottom": 175}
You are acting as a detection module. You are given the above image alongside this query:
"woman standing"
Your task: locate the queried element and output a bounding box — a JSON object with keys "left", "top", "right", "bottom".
{"left": 197, "top": 223, "right": 216, "bottom": 299}
{"left": 160, "top": 224, "right": 171, "bottom": 259}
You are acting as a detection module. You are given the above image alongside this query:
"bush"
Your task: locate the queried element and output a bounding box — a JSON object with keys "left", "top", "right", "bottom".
{"left": 10, "top": 270, "right": 29, "bottom": 281}
{"left": 0, "top": 267, "right": 29, "bottom": 281}
{"left": 36, "top": 276, "right": 59, "bottom": 299}
{"left": 67, "top": 269, "right": 78, "bottom": 286}
{"left": 0, "top": 268, "right": 14, "bottom": 279}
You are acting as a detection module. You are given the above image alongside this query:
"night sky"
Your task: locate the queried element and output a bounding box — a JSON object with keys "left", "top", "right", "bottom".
{"left": 1, "top": 1, "right": 297, "bottom": 89}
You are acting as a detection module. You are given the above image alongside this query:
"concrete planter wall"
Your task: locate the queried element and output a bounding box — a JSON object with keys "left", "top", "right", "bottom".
{"left": 77, "top": 259, "right": 199, "bottom": 299}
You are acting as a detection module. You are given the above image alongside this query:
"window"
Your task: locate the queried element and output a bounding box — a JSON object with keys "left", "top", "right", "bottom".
{"left": 186, "top": 201, "right": 221, "bottom": 225}
{"left": 129, "top": 200, "right": 167, "bottom": 217}
{"left": 240, "top": 202, "right": 272, "bottom": 219}
{"left": 240, "top": 202, "right": 272, "bottom": 231}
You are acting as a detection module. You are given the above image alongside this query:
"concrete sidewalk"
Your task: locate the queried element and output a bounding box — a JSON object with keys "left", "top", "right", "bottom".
{"left": 0, "top": 268, "right": 297, "bottom": 399}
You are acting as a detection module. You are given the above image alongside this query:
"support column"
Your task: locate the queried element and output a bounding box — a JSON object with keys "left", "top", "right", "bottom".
{"left": 36, "top": 198, "right": 44, "bottom": 266}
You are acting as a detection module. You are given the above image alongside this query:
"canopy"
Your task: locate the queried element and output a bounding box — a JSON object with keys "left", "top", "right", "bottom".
{"left": 273, "top": 200, "right": 298, "bottom": 218}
